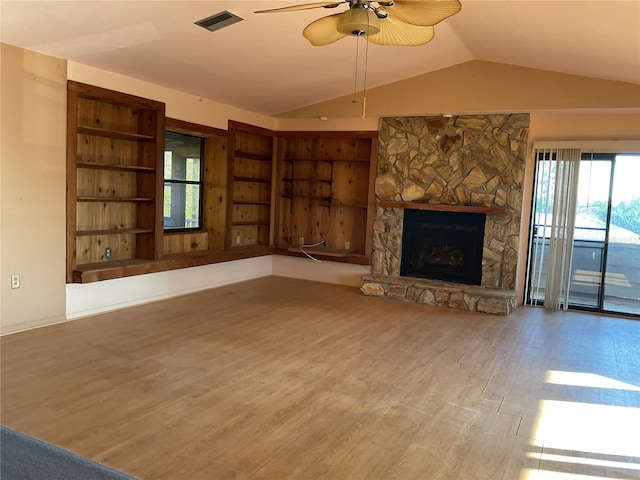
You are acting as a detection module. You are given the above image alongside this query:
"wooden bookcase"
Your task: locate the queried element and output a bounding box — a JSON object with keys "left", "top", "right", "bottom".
{"left": 226, "top": 121, "right": 276, "bottom": 249}
{"left": 66, "top": 81, "right": 165, "bottom": 282}
{"left": 66, "top": 83, "right": 377, "bottom": 282}
{"left": 274, "top": 131, "right": 378, "bottom": 260}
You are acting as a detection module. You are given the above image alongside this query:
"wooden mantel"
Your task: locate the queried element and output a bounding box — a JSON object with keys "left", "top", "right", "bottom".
{"left": 379, "top": 201, "right": 508, "bottom": 215}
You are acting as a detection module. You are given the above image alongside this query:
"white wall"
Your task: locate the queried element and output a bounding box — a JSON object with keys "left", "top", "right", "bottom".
{"left": 272, "top": 255, "right": 370, "bottom": 288}
{"left": 65, "top": 255, "right": 368, "bottom": 321}
{"left": 67, "top": 62, "right": 277, "bottom": 131}
{"left": 66, "top": 256, "right": 273, "bottom": 320}
{"left": 0, "top": 44, "right": 68, "bottom": 334}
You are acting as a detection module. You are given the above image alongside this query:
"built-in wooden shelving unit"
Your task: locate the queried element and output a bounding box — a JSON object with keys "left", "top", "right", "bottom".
{"left": 66, "top": 83, "right": 379, "bottom": 283}
{"left": 274, "top": 131, "right": 378, "bottom": 260}
{"left": 66, "top": 81, "right": 165, "bottom": 283}
{"left": 227, "top": 121, "right": 276, "bottom": 249}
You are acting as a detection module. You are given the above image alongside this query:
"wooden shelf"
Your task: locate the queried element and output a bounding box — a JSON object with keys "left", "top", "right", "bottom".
{"left": 72, "top": 247, "right": 276, "bottom": 283}
{"left": 282, "top": 158, "right": 332, "bottom": 163}
{"left": 234, "top": 176, "right": 271, "bottom": 184}
{"left": 76, "top": 228, "right": 154, "bottom": 236}
{"left": 274, "top": 246, "right": 370, "bottom": 266}
{"left": 77, "top": 196, "right": 154, "bottom": 203}
{"left": 283, "top": 158, "right": 370, "bottom": 163}
{"left": 234, "top": 150, "right": 272, "bottom": 162}
{"left": 232, "top": 200, "right": 271, "bottom": 205}
{"left": 335, "top": 202, "right": 368, "bottom": 209}
{"left": 77, "top": 125, "right": 156, "bottom": 142}
{"left": 231, "top": 221, "right": 270, "bottom": 226}
{"left": 280, "top": 196, "right": 366, "bottom": 209}
{"left": 379, "top": 201, "right": 508, "bottom": 215}
{"left": 287, "top": 246, "right": 352, "bottom": 258}
{"left": 282, "top": 178, "right": 332, "bottom": 184}
{"left": 77, "top": 161, "right": 155, "bottom": 173}
{"left": 281, "top": 194, "right": 332, "bottom": 205}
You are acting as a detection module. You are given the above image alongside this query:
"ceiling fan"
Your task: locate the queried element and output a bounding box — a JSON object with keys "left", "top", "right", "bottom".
{"left": 255, "top": 0, "right": 461, "bottom": 46}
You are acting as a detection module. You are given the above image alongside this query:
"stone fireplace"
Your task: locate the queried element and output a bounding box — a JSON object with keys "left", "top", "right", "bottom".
{"left": 361, "top": 114, "right": 529, "bottom": 315}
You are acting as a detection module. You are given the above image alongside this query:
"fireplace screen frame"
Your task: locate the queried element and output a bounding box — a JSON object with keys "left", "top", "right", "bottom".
{"left": 400, "top": 209, "right": 486, "bottom": 285}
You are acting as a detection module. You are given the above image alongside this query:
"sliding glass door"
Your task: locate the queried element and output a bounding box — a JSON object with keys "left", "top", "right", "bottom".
{"left": 527, "top": 153, "right": 640, "bottom": 316}
{"left": 602, "top": 155, "right": 640, "bottom": 315}
{"left": 568, "top": 155, "right": 611, "bottom": 309}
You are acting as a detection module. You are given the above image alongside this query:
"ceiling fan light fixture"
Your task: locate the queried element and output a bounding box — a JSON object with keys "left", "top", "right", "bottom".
{"left": 337, "top": 8, "right": 380, "bottom": 36}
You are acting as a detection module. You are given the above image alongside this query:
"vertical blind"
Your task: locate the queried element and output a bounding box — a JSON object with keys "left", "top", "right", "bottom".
{"left": 526, "top": 147, "right": 581, "bottom": 310}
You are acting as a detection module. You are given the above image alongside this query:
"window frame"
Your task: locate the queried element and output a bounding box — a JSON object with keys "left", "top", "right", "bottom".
{"left": 163, "top": 130, "right": 205, "bottom": 233}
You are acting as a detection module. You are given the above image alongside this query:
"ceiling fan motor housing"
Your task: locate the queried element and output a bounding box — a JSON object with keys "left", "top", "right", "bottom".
{"left": 337, "top": 8, "right": 381, "bottom": 36}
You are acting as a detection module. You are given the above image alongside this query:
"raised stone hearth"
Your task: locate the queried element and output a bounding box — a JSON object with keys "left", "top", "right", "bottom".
{"left": 361, "top": 274, "right": 517, "bottom": 316}
{"left": 363, "top": 114, "right": 529, "bottom": 315}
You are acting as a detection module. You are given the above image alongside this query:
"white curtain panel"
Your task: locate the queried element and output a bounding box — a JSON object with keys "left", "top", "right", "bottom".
{"left": 534, "top": 148, "right": 582, "bottom": 310}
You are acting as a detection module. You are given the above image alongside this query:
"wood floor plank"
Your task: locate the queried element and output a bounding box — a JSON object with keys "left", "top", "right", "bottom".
{"left": 2, "top": 276, "right": 639, "bottom": 479}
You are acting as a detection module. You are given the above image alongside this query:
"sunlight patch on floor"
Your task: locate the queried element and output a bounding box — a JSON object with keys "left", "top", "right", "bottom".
{"left": 526, "top": 452, "right": 640, "bottom": 471}
{"left": 532, "top": 400, "right": 640, "bottom": 458}
{"left": 521, "top": 371, "right": 640, "bottom": 479}
{"left": 521, "top": 468, "right": 635, "bottom": 479}
{"left": 545, "top": 370, "right": 640, "bottom": 392}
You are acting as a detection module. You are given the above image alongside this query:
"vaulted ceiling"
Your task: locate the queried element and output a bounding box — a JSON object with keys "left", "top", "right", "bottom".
{"left": 1, "top": 1, "right": 639, "bottom": 116}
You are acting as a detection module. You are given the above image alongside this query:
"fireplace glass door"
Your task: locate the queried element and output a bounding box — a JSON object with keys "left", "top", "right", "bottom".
{"left": 401, "top": 210, "right": 485, "bottom": 285}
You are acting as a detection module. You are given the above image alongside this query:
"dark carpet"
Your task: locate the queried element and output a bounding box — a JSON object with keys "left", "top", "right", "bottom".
{"left": 0, "top": 425, "right": 138, "bottom": 480}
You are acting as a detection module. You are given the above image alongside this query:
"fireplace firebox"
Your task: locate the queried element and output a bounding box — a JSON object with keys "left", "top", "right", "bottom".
{"left": 400, "top": 209, "right": 486, "bottom": 285}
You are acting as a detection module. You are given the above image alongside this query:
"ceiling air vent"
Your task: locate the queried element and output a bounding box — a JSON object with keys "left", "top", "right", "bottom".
{"left": 195, "top": 11, "right": 243, "bottom": 32}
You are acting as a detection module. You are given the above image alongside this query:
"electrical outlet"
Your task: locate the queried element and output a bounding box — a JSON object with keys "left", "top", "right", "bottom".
{"left": 11, "top": 274, "right": 20, "bottom": 289}
{"left": 105, "top": 247, "right": 112, "bottom": 259}
{"left": 299, "top": 236, "right": 305, "bottom": 245}
{"left": 345, "top": 241, "right": 351, "bottom": 250}
{"left": 236, "top": 235, "right": 241, "bottom": 245}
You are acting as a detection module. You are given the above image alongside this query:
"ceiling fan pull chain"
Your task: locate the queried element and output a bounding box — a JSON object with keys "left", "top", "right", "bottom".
{"left": 352, "top": 34, "right": 361, "bottom": 104}
{"left": 362, "top": 12, "right": 371, "bottom": 117}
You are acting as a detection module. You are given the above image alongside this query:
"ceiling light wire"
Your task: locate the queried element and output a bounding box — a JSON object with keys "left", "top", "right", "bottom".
{"left": 352, "top": 33, "right": 361, "bottom": 104}
{"left": 348, "top": 6, "right": 375, "bottom": 115}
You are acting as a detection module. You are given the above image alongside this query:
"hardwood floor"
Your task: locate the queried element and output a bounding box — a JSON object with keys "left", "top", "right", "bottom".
{"left": 2, "top": 276, "right": 639, "bottom": 480}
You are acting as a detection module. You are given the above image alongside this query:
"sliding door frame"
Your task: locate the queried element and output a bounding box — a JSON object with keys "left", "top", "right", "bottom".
{"left": 525, "top": 151, "right": 639, "bottom": 318}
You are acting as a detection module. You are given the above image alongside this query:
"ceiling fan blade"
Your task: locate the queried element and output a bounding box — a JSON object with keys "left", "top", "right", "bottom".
{"left": 303, "top": 14, "right": 346, "bottom": 46}
{"left": 382, "top": 0, "right": 461, "bottom": 26}
{"left": 367, "top": 17, "right": 435, "bottom": 45}
{"left": 255, "top": 1, "right": 344, "bottom": 14}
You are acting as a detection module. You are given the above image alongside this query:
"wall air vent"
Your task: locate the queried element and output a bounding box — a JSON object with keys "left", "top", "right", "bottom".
{"left": 195, "top": 11, "right": 243, "bottom": 32}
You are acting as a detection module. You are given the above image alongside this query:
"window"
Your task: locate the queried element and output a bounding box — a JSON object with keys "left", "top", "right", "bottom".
{"left": 164, "top": 131, "right": 203, "bottom": 231}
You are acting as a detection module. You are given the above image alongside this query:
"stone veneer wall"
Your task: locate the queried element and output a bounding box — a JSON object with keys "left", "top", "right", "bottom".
{"left": 372, "top": 114, "right": 530, "bottom": 290}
